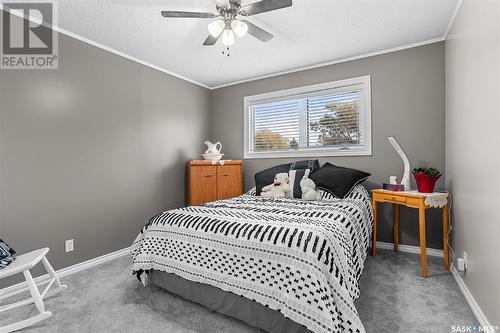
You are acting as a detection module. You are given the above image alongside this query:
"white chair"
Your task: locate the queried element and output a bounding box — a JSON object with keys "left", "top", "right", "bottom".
{"left": 0, "top": 248, "right": 67, "bottom": 333}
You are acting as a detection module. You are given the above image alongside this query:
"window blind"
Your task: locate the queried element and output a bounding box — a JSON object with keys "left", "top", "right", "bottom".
{"left": 251, "top": 99, "right": 301, "bottom": 152}
{"left": 307, "top": 91, "right": 361, "bottom": 147}
{"left": 244, "top": 76, "right": 371, "bottom": 158}
{"left": 249, "top": 89, "right": 363, "bottom": 153}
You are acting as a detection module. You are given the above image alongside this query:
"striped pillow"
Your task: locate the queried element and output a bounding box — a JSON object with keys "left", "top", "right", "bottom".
{"left": 287, "top": 169, "right": 310, "bottom": 198}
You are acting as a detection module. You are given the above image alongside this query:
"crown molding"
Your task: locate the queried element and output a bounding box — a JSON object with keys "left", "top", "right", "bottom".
{"left": 210, "top": 37, "right": 444, "bottom": 89}
{"left": 55, "top": 26, "right": 211, "bottom": 89}
{"left": 1, "top": 8, "right": 210, "bottom": 89}
{"left": 5, "top": 6, "right": 451, "bottom": 90}
{"left": 443, "top": 0, "right": 464, "bottom": 39}
{"left": 56, "top": 27, "right": 444, "bottom": 90}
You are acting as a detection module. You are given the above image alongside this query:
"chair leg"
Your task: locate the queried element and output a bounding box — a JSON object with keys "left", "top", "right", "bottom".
{"left": 42, "top": 257, "right": 62, "bottom": 288}
{"left": 1, "top": 311, "right": 52, "bottom": 333}
{"left": 23, "top": 269, "right": 45, "bottom": 314}
{"left": 1, "top": 252, "right": 63, "bottom": 332}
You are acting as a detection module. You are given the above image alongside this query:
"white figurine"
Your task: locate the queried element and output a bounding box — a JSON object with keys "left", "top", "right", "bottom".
{"left": 388, "top": 137, "right": 411, "bottom": 191}
{"left": 204, "top": 141, "right": 222, "bottom": 154}
{"left": 202, "top": 140, "right": 224, "bottom": 164}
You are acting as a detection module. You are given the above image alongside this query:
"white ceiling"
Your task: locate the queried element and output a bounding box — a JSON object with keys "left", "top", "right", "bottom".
{"left": 57, "top": 0, "right": 459, "bottom": 88}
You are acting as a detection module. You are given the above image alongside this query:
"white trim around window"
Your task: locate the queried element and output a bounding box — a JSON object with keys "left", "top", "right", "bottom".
{"left": 243, "top": 75, "right": 372, "bottom": 159}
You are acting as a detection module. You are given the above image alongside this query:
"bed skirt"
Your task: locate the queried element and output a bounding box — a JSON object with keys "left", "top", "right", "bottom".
{"left": 150, "top": 270, "right": 312, "bottom": 333}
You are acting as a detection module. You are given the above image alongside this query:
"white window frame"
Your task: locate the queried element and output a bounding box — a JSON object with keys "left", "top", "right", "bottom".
{"left": 243, "top": 75, "right": 372, "bottom": 159}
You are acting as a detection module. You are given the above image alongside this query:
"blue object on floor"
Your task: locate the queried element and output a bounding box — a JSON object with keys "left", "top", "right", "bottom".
{"left": 0, "top": 239, "right": 16, "bottom": 269}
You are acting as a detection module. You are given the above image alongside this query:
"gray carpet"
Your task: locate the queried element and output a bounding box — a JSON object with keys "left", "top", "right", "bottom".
{"left": 0, "top": 250, "right": 477, "bottom": 333}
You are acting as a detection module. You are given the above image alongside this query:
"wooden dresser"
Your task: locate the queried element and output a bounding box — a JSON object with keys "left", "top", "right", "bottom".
{"left": 187, "top": 160, "right": 243, "bottom": 206}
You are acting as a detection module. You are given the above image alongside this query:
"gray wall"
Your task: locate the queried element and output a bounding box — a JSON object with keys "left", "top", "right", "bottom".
{"left": 210, "top": 42, "right": 445, "bottom": 249}
{"left": 0, "top": 33, "right": 210, "bottom": 286}
{"left": 445, "top": 0, "right": 499, "bottom": 326}
{"left": 0, "top": 35, "right": 447, "bottom": 289}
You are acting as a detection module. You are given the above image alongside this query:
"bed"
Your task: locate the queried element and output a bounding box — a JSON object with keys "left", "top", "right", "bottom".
{"left": 131, "top": 185, "right": 373, "bottom": 333}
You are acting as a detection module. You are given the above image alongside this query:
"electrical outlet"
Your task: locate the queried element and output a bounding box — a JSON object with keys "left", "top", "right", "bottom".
{"left": 456, "top": 258, "right": 465, "bottom": 271}
{"left": 65, "top": 239, "right": 74, "bottom": 253}
{"left": 463, "top": 251, "right": 468, "bottom": 270}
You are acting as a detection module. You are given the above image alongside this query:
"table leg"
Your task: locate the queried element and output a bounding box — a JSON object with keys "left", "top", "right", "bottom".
{"left": 419, "top": 205, "right": 428, "bottom": 278}
{"left": 443, "top": 203, "right": 450, "bottom": 271}
{"left": 393, "top": 204, "right": 399, "bottom": 253}
{"left": 372, "top": 198, "right": 377, "bottom": 256}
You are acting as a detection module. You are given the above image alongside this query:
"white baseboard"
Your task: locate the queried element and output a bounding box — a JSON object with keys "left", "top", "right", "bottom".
{"left": 451, "top": 266, "right": 492, "bottom": 328}
{"left": 378, "top": 242, "right": 495, "bottom": 327}
{"left": 2, "top": 244, "right": 491, "bottom": 330}
{"left": 0, "top": 247, "right": 130, "bottom": 299}
{"left": 376, "top": 241, "right": 444, "bottom": 257}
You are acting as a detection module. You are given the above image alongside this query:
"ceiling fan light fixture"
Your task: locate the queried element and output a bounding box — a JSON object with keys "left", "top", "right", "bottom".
{"left": 161, "top": 0, "right": 285, "bottom": 47}
{"left": 208, "top": 20, "right": 225, "bottom": 37}
{"left": 221, "top": 29, "right": 235, "bottom": 46}
{"left": 231, "top": 20, "right": 248, "bottom": 38}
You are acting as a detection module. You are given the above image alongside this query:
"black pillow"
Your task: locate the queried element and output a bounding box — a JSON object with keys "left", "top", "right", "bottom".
{"left": 309, "top": 163, "right": 370, "bottom": 199}
{"left": 254, "top": 160, "right": 319, "bottom": 196}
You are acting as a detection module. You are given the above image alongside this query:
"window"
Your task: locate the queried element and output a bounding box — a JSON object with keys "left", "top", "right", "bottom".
{"left": 244, "top": 76, "right": 371, "bottom": 159}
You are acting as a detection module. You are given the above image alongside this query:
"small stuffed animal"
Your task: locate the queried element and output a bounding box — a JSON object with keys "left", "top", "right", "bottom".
{"left": 300, "top": 176, "right": 320, "bottom": 200}
{"left": 261, "top": 173, "right": 291, "bottom": 199}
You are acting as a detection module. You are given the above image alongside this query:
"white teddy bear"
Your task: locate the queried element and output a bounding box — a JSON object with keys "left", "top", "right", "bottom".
{"left": 300, "top": 176, "right": 321, "bottom": 200}
{"left": 261, "top": 173, "right": 291, "bottom": 199}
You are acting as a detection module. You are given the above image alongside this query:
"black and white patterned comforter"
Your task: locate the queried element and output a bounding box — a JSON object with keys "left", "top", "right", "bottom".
{"left": 131, "top": 185, "right": 373, "bottom": 333}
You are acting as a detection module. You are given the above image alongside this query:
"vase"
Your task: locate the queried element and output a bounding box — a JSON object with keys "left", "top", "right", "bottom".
{"left": 414, "top": 172, "right": 441, "bottom": 193}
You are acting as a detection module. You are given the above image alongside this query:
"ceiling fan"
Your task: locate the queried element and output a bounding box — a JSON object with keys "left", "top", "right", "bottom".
{"left": 161, "top": 0, "right": 292, "bottom": 47}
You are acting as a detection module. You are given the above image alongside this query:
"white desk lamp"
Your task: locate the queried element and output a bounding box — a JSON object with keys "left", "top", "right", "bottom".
{"left": 388, "top": 137, "right": 411, "bottom": 191}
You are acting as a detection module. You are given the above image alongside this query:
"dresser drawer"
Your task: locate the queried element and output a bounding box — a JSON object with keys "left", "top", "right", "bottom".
{"left": 374, "top": 191, "right": 421, "bottom": 208}
{"left": 385, "top": 194, "right": 407, "bottom": 204}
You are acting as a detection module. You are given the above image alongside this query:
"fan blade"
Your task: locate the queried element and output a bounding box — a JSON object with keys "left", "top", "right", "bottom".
{"left": 203, "top": 33, "right": 222, "bottom": 46}
{"left": 242, "top": 20, "right": 273, "bottom": 42}
{"left": 161, "top": 11, "right": 215, "bottom": 18}
{"left": 214, "top": 0, "right": 231, "bottom": 9}
{"left": 240, "top": 0, "right": 292, "bottom": 16}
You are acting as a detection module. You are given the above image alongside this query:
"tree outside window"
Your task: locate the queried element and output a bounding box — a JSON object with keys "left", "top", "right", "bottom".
{"left": 309, "top": 101, "right": 359, "bottom": 146}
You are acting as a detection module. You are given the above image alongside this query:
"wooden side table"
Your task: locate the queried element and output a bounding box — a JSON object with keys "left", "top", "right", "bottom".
{"left": 371, "top": 189, "right": 449, "bottom": 278}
